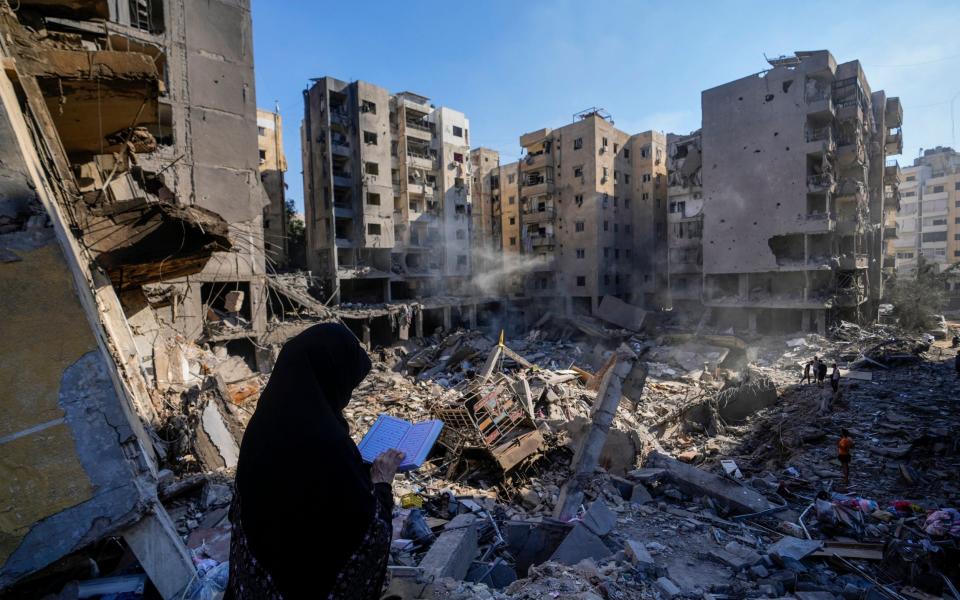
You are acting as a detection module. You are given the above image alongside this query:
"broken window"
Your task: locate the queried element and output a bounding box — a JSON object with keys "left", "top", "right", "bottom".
{"left": 509, "top": 217, "right": 515, "bottom": 225}
{"left": 575, "top": 194, "right": 584, "bottom": 206}
{"left": 454, "top": 153, "right": 464, "bottom": 163}
{"left": 508, "top": 174, "right": 515, "bottom": 184}
{"left": 258, "top": 126, "right": 266, "bottom": 136}
{"left": 931, "top": 185, "right": 945, "bottom": 193}
{"left": 642, "top": 173, "right": 651, "bottom": 182}
{"left": 366, "top": 193, "right": 381, "bottom": 205}
{"left": 575, "top": 221, "right": 585, "bottom": 232}
{"left": 363, "top": 131, "right": 378, "bottom": 145}
{"left": 624, "top": 148, "right": 630, "bottom": 159}
{"left": 604, "top": 221, "right": 609, "bottom": 231}
{"left": 574, "top": 166, "right": 583, "bottom": 177}
{"left": 576, "top": 276, "right": 586, "bottom": 286}
{"left": 365, "top": 162, "right": 379, "bottom": 176}
{"left": 258, "top": 150, "right": 267, "bottom": 164}
{"left": 576, "top": 248, "right": 585, "bottom": 258}
{"left": 642, "top": 193, "right": 649, "bottom": 200}
{"left": 452, "top": 125, "right": 463, "bottom": 137}
{"left": 361, "top": 100, "right": 377, "bottom": 114}
{"left": 624, "top": 173, "right": 630, "bottom": 184}
{"left": 510, "top": 237, "right": 517, "bottom": 246}
{"left": 574, "top": 137, "right": 583, "bottom": 150}
{"left": 509, "top": 196, "right": 516, "bottom": 205}
{"left": 613, "top": 142, "right": 619, "bottom": 153}
{"left": 624, "top": 198, "right": 631, "bottom": 208}
{"left": 367, "top": 223, "right": 382, "bottom": 235}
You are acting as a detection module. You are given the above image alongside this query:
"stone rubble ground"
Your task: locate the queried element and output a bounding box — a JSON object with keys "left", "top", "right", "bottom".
{"left": 151, "top": 315, "right": 960, "bottom": 600}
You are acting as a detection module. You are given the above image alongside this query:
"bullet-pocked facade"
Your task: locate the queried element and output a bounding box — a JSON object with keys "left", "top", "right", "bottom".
{"left": 701, "top": 50, "right": 902, "bottom": 334}
{"left": 302, "top": 78, "right": 472, "bottom": 304}
{"left": 666, "top": 130, "right": 704, "bottom": 311}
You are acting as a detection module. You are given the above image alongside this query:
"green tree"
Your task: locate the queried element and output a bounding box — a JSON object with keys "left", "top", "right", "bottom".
{"left": 285, "top": 199, "right": 306, "bottom": 269}
{"left": 889, "top": 256, "right": 958, "bottom": 330}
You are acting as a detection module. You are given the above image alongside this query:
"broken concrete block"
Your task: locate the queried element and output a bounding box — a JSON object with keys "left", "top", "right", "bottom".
{"left": 709, "top": 541, "right": 762, "bottom": 571}
{"left": 630, "top": 483, "right": 654, "bottom": 505}
{"left": 767, "top": 535, "right": 822, "bottom": 561}
{"left": 626, "top": 467, "right": 666, "bottom": 483}
{"left": 624, "top": 539, "right": 655, "bottom": 571}
{"left": 646, "top": 452, "right": 773, "bottom": 515}
{"left": 581, "top": 500, "right": 616, "bottom": 537}
{"left": 418, "top": 519, "right": 478, "bottom": 581}
{"left": 749, "top": 564, "right": 770, "bottom": 579}
{"left": 655, "top": 576, "right": 681, "bottom": 599}
{"left": 223, "top": 290, "right": 245, "bottom": 313}
{"left": 444, "top": 513, "right": 477, "bottom": 530}
{"left": 549, "top": 524, "right": 612, "bottom": 566}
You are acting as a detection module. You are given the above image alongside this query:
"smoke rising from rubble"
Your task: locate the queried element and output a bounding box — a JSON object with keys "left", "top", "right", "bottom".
{"left": 469, "top": 247, "right": 541, "bottom": 297}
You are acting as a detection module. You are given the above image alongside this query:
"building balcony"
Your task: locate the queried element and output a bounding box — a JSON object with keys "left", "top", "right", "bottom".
{"left": 884, "top": 162, "right": 901, "bottom": 185}
{"left": 406, "top": 182, "right": 435, "bottom": 197}
{"left": 835, "top": 101, "right": 863, "bottom": 123}
{"left": 520, "top": 180, "right": 553, "bottom": 198}
{"left": 522, "top": 151, "right": 549, "bottom": 170}
{"left": 330, "top": 111, "right": 351, "bottom": 128}
{"left": 331, "top": 140, "right": 351, "bottom": 157}
{"left": 521, "top": 206, "right": 556, "bottom": 222}
{"left": 333, "top": 173, "right": 353, "bottom": 187}
{"left": 793, "top": 212, "right": 835, "bottom": 234}
{"left": 530, "top": 256, "right": 556, "bottom": 272}
{"left": 668, "top": 235, "right": 702, "bottom": 249}
{"left": 807, "top": 173, "right": 835, "bottom": 193}
{"left": 404, "top": 124, "right": 432, "bottom": 142}
{"left": 885, "top": 97, "right": 903, "bottom": 128}
{"left": 804, "top": 127, "right": 835, "bottom": 155}
{"left": 836, "top": 137, "right": 865, "bottom": 167}
{"left": 406, "top": 152, "right": 436, "bottom": 171}
{"left": 334, "top": 237, "right": 354, "bottom": 248}
{"left": 885, "top": 130, "right": 903, "bottom": 155}
{"left": 838, "top": 254, "right": 868, "bottom": 270}
{"left": 529, "top": 233, "right": 556, "bottom": 247}
{"left": 333, "top": 204, "right": 353, "bottom": 218}
{"left": 805, "top": 92, "right": 834, "bottom": 119}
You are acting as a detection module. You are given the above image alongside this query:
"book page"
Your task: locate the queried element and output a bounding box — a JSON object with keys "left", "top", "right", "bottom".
{"left": 396, "top": 420, "right": 441, "bottom": 467}
{"left": 358, "top": 415, "right": 409, "bottom": 463}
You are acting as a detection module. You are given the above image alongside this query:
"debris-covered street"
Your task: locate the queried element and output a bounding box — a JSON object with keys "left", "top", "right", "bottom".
{"left": 3, "top": 1, "right": 960, "bottom": 599}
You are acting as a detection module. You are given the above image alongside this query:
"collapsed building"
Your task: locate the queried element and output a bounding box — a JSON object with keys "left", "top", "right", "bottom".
{"left": 665, "top": 130, "right": 704, "bottom": 313}
{"left": 0, "top": 0, "right": 272, "bottom": 595}
{"left": 701, "top": 50, "right": 903, "bottom": 334}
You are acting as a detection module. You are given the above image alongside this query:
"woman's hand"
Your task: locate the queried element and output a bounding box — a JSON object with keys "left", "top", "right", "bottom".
{"left": 370, "top": 449, "right": 405, "bottom": 485}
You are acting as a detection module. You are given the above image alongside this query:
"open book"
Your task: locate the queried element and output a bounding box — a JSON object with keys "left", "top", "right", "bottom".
{"left": 357, "top": 414, "right": 444, "bottom": 472}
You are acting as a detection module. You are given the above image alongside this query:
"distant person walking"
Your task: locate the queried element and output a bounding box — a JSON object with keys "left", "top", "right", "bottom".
{"left": 817, "top": 358, "right": 828, "bottom": 387}
{"left": 830, "top": 363, "right": 840, "bottom": 395}
{"left": 802, "top": 360, "right": 813, "bottom": 385}
{"left": 838, "top": 428, "right": 854, "bottom": 485}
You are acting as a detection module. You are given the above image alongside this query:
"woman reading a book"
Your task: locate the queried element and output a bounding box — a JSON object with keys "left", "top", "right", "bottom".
{"left": 227, "top": 323, "right": 404, "bottom": 599}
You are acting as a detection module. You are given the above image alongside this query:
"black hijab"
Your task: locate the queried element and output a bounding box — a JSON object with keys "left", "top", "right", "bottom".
{"left": 235, "top": 323, "right": 374, "bottom": 598}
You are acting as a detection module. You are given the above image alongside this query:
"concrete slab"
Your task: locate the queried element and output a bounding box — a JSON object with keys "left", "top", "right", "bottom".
{"left": 646, "top": 452, "right": 773, "bottom": 515}
{"left": 549, "top": 524, "right": 612, "bottom": 566}
{"left": 418, "top": 520, "right": 478, "bottom": 581}
{"left": 581, "top": 500, "right": 616, "bottom": 537}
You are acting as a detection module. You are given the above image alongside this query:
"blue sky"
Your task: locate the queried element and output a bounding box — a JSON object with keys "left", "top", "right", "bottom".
{"left": 251, "top": 0, "right": 960, "bottom": 213}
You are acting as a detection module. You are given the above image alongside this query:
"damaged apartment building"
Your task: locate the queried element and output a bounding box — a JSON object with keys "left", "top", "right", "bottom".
{"left": 507, "top": 108, "right": 669, "bottom": 315}
{"left": 665, "top": 130, "right": 704, "bottom": 312}
{"left": 258, "top": 106, "right": 289, "bottom": 267}
{"left": 0, "top": 0, "right": 269, "bottom": 595}
{"left": 700, "top": 50, "right": 903, "bottom": 334}
{"left": 301, "top": 78, "right": 475, "bottom": 304}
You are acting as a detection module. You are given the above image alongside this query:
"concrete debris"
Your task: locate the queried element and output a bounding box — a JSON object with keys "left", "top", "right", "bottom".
{"left": 2, "top": 6, "right": 958, "bottom": 597}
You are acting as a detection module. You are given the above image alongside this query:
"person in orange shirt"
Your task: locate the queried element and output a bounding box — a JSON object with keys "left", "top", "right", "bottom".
{"left": 838, "top": 428, "right": 854, "bottom": 484}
